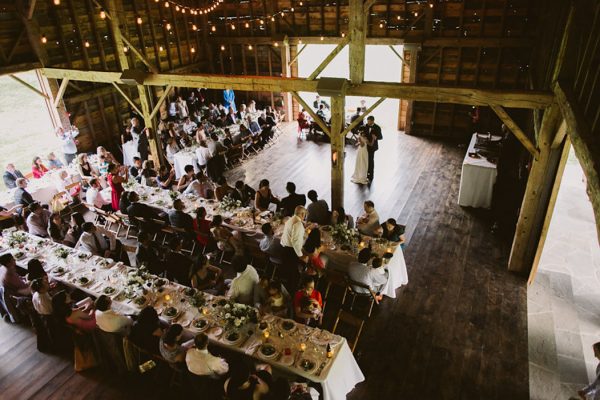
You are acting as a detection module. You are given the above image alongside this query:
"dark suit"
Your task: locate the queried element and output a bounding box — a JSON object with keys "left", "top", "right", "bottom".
{"left": 365, "top": 123, "right": 382, "bottom": 179}
{"left": 136, "top": 243, "right": 163, "bottom": 275}
{"left": 14, "top": 188, "right": 34, "bottom": 208}
{"left": 230, "top": 185, "right": 255, "bottom": 207}
{"left": 3, "top": 170, "right": 24, "bottom": 189}
{"left": 279, "top": 193, "right": 306, "bottom": 217}
{"left": 127, "top": 202, "right": 164, "bottom": 221}
{"left": 168, "top": 210, "right": 194, "bottom": 232}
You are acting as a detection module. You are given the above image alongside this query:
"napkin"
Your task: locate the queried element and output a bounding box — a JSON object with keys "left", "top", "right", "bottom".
{"left": 242, "top": 335, "right": 262, "bottom": 355}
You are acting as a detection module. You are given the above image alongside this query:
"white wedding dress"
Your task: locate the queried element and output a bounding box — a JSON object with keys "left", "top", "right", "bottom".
{"left": 351, "top": 136, "right": 369, "bottom": 184}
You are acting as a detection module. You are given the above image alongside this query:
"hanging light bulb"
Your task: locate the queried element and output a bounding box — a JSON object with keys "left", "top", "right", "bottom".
{"left": 191, "top": 47, "right": 196, "bottom": 53}
{"left": 429, "top": 3, "right": 434, "bottom": 8}
{"left": 166, "top": 23, "right": 171, "bottom": 30}
{"left": 291, "top": 7, "right": 295, "bottom": 12}
{"left": 175, "top": 5, "right": 179, "bottom": 11}
{"left": 84, "top": 40, "right": 90, "bottom": 48}
{"left": 274, "top": 42, "right": 278, "bottom": 47}
{"left": 320, "top": 35, "right": 324, "bottom": 41}
{"left": 181, "top": 8, "right": 186, "bottom": 14}
{"left": 397, "top": 15, "right": 401, "bottom": 20}
{"left": 259, "top": 19, "right": 264, "bottom": 25}
{"left": 231, "top": 23, "right": 236, "bottom": 30}
{"left": 298, "top": 38, "right": 302, "bottom": 44}
{"left": 271, "top": 16, "right": 275, "bottom": 21}
{"left": 211, "top": 25, "right": 216, "bottom": 32}
{"left": 164, "top": 1, "right": 169, "bottom": 8}
{"left": 41, "top": 34, "right": 47, "bottom": 44}
{"left": 248, "top": 44, "right": 253, "bottom": 50}
{"left": 299, "top": 1, "right": 303, "bottom": 5}
{"left": 379, "top": 22, "right": 384, "bottom": 28}
{"left": 341, "top": 32, "right": 346, "bottom": 37}
{"left": 192, "top": 24, "right": 198, "bottom": 31}
{"left": 124, "top": 46, "right": 129, "bottom": 52}
{"left": 245, "top": 22, "right": 250, "bottom": 28}
{"left": 136, "top": 16, "right": 142, "bottom": 25}
{"left": 220, "top": 45, "right": 225, "bottom": 51}
{"left": 159, "top": 45, "right": 164, "bottom": 51}
{"left": 100, "top": 8, "right": 106, "bottom": 19}
{"left": 53, "top": 0, "right": 60, "bottom": 5}
{"left": 413, "top": 11, "right": 418, "bottom": 17}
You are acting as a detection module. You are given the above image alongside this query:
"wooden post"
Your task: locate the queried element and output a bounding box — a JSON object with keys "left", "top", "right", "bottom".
{"left": 403, "top": 44, "right": 419, "bottom": 134}
{"left": 330, "top": 95, "right": 345, "bottom": 209}
{"left": 348, "top": 0, "right": 366, "bottom": 84}
{"left": 280, "top": 38, "right": 293, "bottom": 122}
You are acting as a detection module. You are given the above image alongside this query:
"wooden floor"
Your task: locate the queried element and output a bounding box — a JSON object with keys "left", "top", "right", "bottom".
{"left": 0, "top": 123, "right": 529, "bottom": 399}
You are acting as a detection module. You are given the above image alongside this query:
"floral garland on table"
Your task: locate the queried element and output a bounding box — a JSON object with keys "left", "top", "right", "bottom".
{"left": 219, "top": 195, "right": 242, "bottom": 213}
{"left": 330, "top": 224, "right": 360, "bottom": 248}
{"left": 54, "top": 247, "right": 71, "bottom": 259}
{"left": 6, "top": 231, "right": 28, "bottom": 248}
{"left": 168, "top": 191, "right": 180, "bottom": 201}
{"left": 217, "top": 301, "right": 259, "bottom": 331}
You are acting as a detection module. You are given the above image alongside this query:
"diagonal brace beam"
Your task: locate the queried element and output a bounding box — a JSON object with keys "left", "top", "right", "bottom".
{"left": 112, "top": 82, "right": 142, "bottom": 116}
{"left": 307, "top": 36, "right": 350, "bottom": 80}
{"left": 53, "top": 78, "right": 69, "bottom": 107}
{"left": 9, "top": 74, "right": 48, "bottom": 99}
{"left": 491, "top": 105, "right": 540, "bottom": 159}
{"left": 340, "top": 97, "right": 386, "bottom": 137}
{"left": 288, "top": 43, "right": 307, "bottom": 67}
{"left": 150, "top": 85, "right": 173, "bottom": 120}
{"left": 291, "top": 91, "right": 331, "bottom": 136}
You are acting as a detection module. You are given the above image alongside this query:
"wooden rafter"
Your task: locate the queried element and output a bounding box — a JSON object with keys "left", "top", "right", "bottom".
{"left": 291, "top": 91, "right": 330, "bottom": 136}
{"left": 53, "top": 78, "right": 70, "bottom": 107}
{"left": 150, "top": 85, "right": 173, "bottom": 120}
{"left": 340, "top": 97, "right": 386, "bottom": 137}
{"left": 111, "top": 82, "right": 142, "bottom": 115}
{"left": 490, "top": 105, "right": 540, "bottom": 159}
{"left": 388, "top": 45, "right": 406, "bottom": 64}
{"left": 9, "top": 74, "right": 48, "bottom": 99}
{"left": 288, "top": 43, "right": 307, "bottom": 67}
{"left": 307, "top": 37, "right": 350, "bottom": 80}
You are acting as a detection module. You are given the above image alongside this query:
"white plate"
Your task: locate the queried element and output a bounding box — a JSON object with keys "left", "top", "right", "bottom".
{"left": 297, "top": 358, "right": 318, "bottom": 374}
{"left": 207, "top": 326, "right": 223, "bottom": 339}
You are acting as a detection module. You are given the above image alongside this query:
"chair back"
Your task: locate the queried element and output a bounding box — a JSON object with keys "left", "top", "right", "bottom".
{"left": 93, "top": 329, "right": 128, "bottom": 375}
{"left": 332, "top": 309, "right": 365, "bottom": 353}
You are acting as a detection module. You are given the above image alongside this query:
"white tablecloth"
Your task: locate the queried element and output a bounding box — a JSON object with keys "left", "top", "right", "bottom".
{"left": 458, "top": 134, "right": 498, "bottom": 209}
{"left": 322, "top": 340, "right": 365, "bottom": 400}
{"left": 122, "top": 140, "right": 139, "bottom": 167}
{"left": 0, "top": 170, "right": 81, "bottom": 208}
{"left": 173, "top": 148, "right": 200, "bottom": 178}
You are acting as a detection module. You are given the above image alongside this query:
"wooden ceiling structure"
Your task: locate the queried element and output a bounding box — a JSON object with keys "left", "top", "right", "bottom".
{"left": 0, "top": 0, "right": 598, "bottom": 278}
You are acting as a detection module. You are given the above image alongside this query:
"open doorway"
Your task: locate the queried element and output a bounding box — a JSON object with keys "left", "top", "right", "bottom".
{"left": 296, "top": 44, "right": 403, "bottom": 131}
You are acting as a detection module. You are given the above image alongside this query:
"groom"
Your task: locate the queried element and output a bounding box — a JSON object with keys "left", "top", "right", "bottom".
{"left": 365, "top": 116, "right": 382, "bottom": 181}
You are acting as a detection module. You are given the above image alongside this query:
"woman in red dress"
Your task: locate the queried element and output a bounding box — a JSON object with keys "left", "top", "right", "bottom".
{"left": 31, "top": 156, "right": 49, "bottom": 179}
{"left": 107, "top": 163, "right": 128, "bottom": 211}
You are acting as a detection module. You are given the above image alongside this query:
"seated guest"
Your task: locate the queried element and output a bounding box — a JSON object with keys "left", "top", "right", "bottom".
{"left": 0, "top": 205, "right": 21, "bottom": 231}
{"left": 64, "top": 212, "right": 85, "bottom": 247}
{"left": 350, "top": 107, "right": 364, "bottom": 132}
{"left": 254, "top": 179, "right": 280, "bottom": 212}
{"left": 293, "top": 276, "right": 323, "bottom": 326}
{"left": 119, "top": 191, "right": 131, "bottom": 213}
{"left": 259, "top": 223, "right": 283, "bottom": 260}
{"left": 94, "top": 295, "right": 132, "bottom": 334}
{"left": 331, "top": 206, "right": 354, "bottom": 228}
{"left": 139, "top": 160, "right": 158, "bottom": 186}
{"left": 26, "top": 258, "right": 49, "bottom": 284}
{"left": 182, "top": 116, "right": 198, "bottom": 135}
{"left": 246, "top": 115, "right": 261, "bottom": 135}
{"left": 48, "top": 212, "right": 68, "bottom": 244}
{"left": 26, "top": 202, "right": 51, "bottom": 238}
{"left": 183, "top": 171, "right": 214, "bottom": 198}
{"left": 188, "top": 255, "right": 223, "bottom": 294}
{"left": 129, "top": 157, "right": 142, "bottom": 181}
{"left": 31, "top": 156, "right": 49, "bottom": 179}
{"left": 136, "top": 231, "right": 163, "bottom": 275}
{"left": 194, "top": 140, "right": 212, "bottom": 170}
{"left": 379, "top": 218, "right": 405, "bottom": 243}
{"left": 127, "top": 192, "right": 165, "bottom": 221}
{"left": 46, "top": 152, "right": 64, "bottom": 169}
{"left": 224, "top": 361, "right": 273, "bottom": 400}
{"left": 160, "top": 324, "right": 193, "bottom": 364}
{"left": 13, "top": 178, "right": 34, "bottom": 210}
{"left": 303, "top": 228, "right": 325, "bottom": 276}
{"left": 306, "top": 190, "right": 330, "bottom": 225}
{"left": 214, "top": 177, "right": 233, "bottom": 201}
{"left": 98, "top": 155, "right": 109, "bottom": 176}
{"left": 52, "top": 290, "right": 96, "bottom": 332}
{"left": 357, "top": 200, "right": 380, "bottom": 236}
{"left": 176, "top": 165, "right": 195, "bottom": 192}
{"left": 97, "top": 146, "right": 118, "bottom": 165}
{"left": 168, "top": 199, "right": 194, "bottom": 231}
{"left": 165, "top": 137, "right": 180, "bottom": 165}
{"left": 76, "top": 153, "right": 99, "bottom": 181}
{"left": 247, "top": 100, "right": 257, "bottom": 113}
{"left": 279, "top": 182, "right": 306, "bottom": 217}
{"left": 265, "top": 280, "right": 291, "bottom": 318}
{"left": 210, "top": 215, "right": 244, "bottom": 255}
{"left": 227, "top": 256, "right": 259, "bottom": 305}
{"left": 253, "top": 277, "right": 290, "bottom": 312}
{"left": 0, "top": 253, "right": 31, "bottom": 296}
{"left": 186, "top": 333, "right": 229, "bottom": 378}
{"left": 237, "top": 103, "right": 247, "bottom": 120}
{"left": 86, "top": 178, "right": 112, "bottom": 211}
{"left": 192, "top": 207, "right": 212, "bottom": 248}
{"left": 348, "top": 250, "right": 387, "bottom": 302}
{"left": 231, "top": 180, "right": 255, "bottom": 207}
{"left": 76, "top": 222, "right": 119, "bottom": 259}
{"left": 156, "top": 165, "right": 176, "bottom": 190}
{"left": 3, "top": 163, "right": 24, "bottom": 189}
{"left": 31, "top": 278, "right": 52, "bottom": 316}
{"left": 207, "top": 132, "right": 227, "bottom": 157}
{"left": 226, "top": 106, "right": 238, "bottom": 125}
{"left": 129, "top": 306, "right": 163, "bottom": 354}
{"left": 165, "top": 237, "right": 194, "bottom": 284}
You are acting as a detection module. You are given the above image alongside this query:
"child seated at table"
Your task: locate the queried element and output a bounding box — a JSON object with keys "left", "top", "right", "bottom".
{"left": 266, "top": 281, "right": 289, "bottom": 317}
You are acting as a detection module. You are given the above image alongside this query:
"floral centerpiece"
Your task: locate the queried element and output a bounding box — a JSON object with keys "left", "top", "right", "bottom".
{"left": 219, "top": 195, "right": 242, "bottom": 213}
{"left": 217, "top": 300, "right": 259, "bottom": 331}
{"left": 54, "top": 247, "right": 70, "bottom": 259}
{"left": 330, "top": 224, "right": 360, "bottom": 249}
{"left": 7, "top": 231, "right": 28, "bottom": 248}
{"left": 189, "top": 291, "right": 207, "bottom": 308}
{"left": 168, "top": 191, "right": 179, "bottom": 201}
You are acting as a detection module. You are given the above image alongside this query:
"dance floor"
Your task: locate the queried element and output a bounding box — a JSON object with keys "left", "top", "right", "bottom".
{"left": 0, "top": 123, "right": 529, "bottom": 399}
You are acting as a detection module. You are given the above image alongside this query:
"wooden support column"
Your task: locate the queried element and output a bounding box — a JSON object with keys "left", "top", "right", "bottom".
{"left": 330, "top": 95, "right": 345, "bottom": 209}
{"left": 280, "top": 38, "right": 293, "bottom": 122}
{"left": 403, "top": 44, "right": 419, "bottom": 134}
{"left": 348, "top": 0, "right": 366, "bottom": 84}
{"left": 508, "top": 104, "right": 563, "bottom": 273}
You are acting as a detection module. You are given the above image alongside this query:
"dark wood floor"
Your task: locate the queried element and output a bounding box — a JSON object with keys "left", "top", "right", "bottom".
{"left": 0, "top": 123, "right": 529, "bottom": 400}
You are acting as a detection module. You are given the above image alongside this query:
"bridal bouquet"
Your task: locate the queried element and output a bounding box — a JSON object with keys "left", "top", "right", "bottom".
{"left": 331, "top": 224, "right": 359, "bottom": 248}
{"left": 218, "top": 301, "right": 259, "bottom": 330}
{"left": 219, "top": 195, "right": 242, "bottom": 212}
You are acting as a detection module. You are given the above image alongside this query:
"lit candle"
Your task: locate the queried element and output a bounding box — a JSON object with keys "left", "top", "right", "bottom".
{"left": 299, "top": 343, "right": 306, "bottom": 352}
{"left": 326, "top": 344, "right": 334, "bottom": 358}
{"left": 386, "top": 247, "right": 392, "bottom": 253}
{"left": 359, "top": 241, "right": 365, "bottom": 248}
{"left": 263, "top": 330, "right": 270, "bottom": 339}
{"left": 164, "top": 294, "right": 171, "bottom": 301}
{"left": 201, "top": 307, "right": 208, "bottom": 315}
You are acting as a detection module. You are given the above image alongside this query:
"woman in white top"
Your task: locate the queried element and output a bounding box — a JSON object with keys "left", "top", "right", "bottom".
{"left": 247, "top": 100, "right": 257, "bottom": 113}
{"left": 194, "top": 140, "right": 212, "bottom": 169}
{"left": 165, "top": 137, "right": 180, "bottom": 165}
{"left": 351, "top": 132, "right": 370, "bottom": 185}
{"left": 176, "top": 96, "right": 189, "bottom": 119}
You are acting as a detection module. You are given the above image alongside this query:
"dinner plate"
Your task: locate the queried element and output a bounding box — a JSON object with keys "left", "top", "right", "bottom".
{"left": 190, "top": 318, "right": 210, "bottom": 332}
{"left": 51, "top": 266, "right": 69, "bottom": 276}
{"left": 162, "top": 307, "right": 181, "bottom": 321}
{"left": 279, "top": 319, "right": 297, "bottom": 333}
{"left": 257, "top": 344, "right": 279, "bottom": 360}
{"left": 297, "top": 357, "right": 318, "bottom": 374}
{"left": 279, "top": 353, "right": 295, "bottom": 367}
{"left": 207, "top": 326, "right": 223, "bottom": 339}
{"left": 222, "top": 331, "right": 245, "bottom": 346}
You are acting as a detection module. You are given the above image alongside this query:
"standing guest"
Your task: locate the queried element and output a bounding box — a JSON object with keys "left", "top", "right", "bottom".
{"left": 224, "top": 363, "right": 274, "bottom": 400}
{"left": 279, "top": 182, "right": 306, "bottom": 218}
{"left": 86, "top": 178, "right": 112, "bottom": 211}
{"left": 168, "top": 98, "right": 178, "bottom": 120}
{"left": 192, "top": 207, "right": 212, "bottom": 248}
{"left": 52, "top": 290, "right": 96, "bottom": 332}
{"left": 13, "top": 178, "right": 34, "bottom": 209}
{"left": 297, "top": 108, "right": 310, "bottom": 139}
{"left": 165, "top": 137, "right": 181, "bottom": 165}
{"left": 0, "top": 253, "right": 31, "bottom": 296}
{"left": 97, "top": 146, "right": 118, "bottom": 166}
{"left": 313, "top": 95, "right": 329, "bottom": 110}
{"left": 364, "top": 115, "right": 382, "bottom": 181}
{"left": 107, "top": 163, "right": 128, "bottom": 211}
{"left": 331, "top": 206, "right": 354, "bottom": 228}
{"left": 357, "top": 200, "right": 380, "bottom": 237}
{"left": 195, "top": 140, "right": 212, "bottom": 171}
{"left": 379, "top": 218, "right": 405, "bottom": 243}
{"left": 76, "top": 154, "right": 99, "bottom": 181}
{"left": 168, "top": 199, "right": 194, "bottom": 231}
{"left": 56, "top": 126, "right": 79, "bottom": 165}
{"left": 76, "top": 222, "right": 119, "bottom": 259}
{"left": 156, "top": 165, "right": 176, "bottom": 190}
{"left": 349, "top": 107, "right": 364, "bottom": 132}
{"left": 160, "top": 324, "right": 193, "bottom": 364}
{"left": 94, "top": 295, "right": 132, "bottom": 334}
{"left": 3, "top": 163, "right": 24, "bottom": 189}
{"left": 26, "top": 203, "right": 51, "bottom": 238}
{"left": 306, "top": 190, "right": 330, "bottom": 225}
{"left": 293, "top": 276, "right": 323, "bottom": 326}
{"left": 188, "top": 255, "right": 223, "bottom": 294}
{"left": 280, "top": 206, "right": 307, "bottom": 292}
{"left": 31, "top": 157, "right": 49, "bottom": 179}
{"left": 187, "top": 91, "right": 199, "bottom": 115}
{"left": 227, "top": 256, "right": 259, "bottom": 305}
{"left": 46, "top": 152, "right": 64, "bottom": 169}
{"left": 140, "top": 160, "right": 158, "bottom": 186}
{"left": 129, "top": 306, "right": 163, "bottom": 354}
{"left": 176, "top": 96, "right": 189, "bottom": 119}
{"left": 247, "top": 99, "right": 257, "bottom": 113}
{"left": 186, "top": 333, "right": 229, "bottom": 378}
{"left": 231, "top": 180, "right": 255, "bottom": 207}
{"left": 579, "top": 342, "right": 600, "bottom": 400}
{"left": 254, "top": 179, "right": 280, "bottom": 212}
{"left": 184, "top": 172, "right": 214, "bottom": 198}
{"left": 31, "top": 279, "right": 53, "bottom": 316}
{"left": 121, "top": 126, "right": 133, "bottom": 145}
{"left": 137, "top": 127, "right": 151, "bottom": 162}
{"left": 176, "top": 165, "right": 195, "bottom": 192}
{"left": 48, "top": 213, "right": 68, "bottom": 244}
{"left": 214, "top": 177, "right": 233, "bottom": 201}
{"left": 129, "top": 157, "right": 142, "bottom": 181}
{"left": 64, "top": 212, "right": 85, "bottom": 247}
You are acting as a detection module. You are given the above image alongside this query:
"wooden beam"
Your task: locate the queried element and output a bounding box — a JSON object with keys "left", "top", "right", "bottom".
{"left": 120, "top": 35, "right": 159, "bottom": 74}
{"left": 490, "top": 105, "right": 540, "bottom": 159}
{"left": 551, "top": 119, "right": 567, "bottom": 149}
{"left": 111, "top": 82, "right": 142, "bottom": 115}
{"left": 0, "top": 62, "right": 41, "bottom": 76}
{"left": 7, "top": 29, "right": 26, "bottom": 63}
{"left": 149, "top": 85, "right": 173, "bottom": 120}
{"left": 349, "top": 0, "right": 366, "bottom": 84}
{"left": 330, "top": 95, "right": 345, "bottom": 210}
{"left": 280, "top": 39, "right": 293, "bottom": 122}
{"left": 364, "top": 0, "right": 377, "bottom": 13}
{"left": 288, "top": 43, "right": 307, "bottom": 67}
{"left": 307, "top": 37, "right": 350, "bottom": 80}
{"left": 388, "top": 45, "right": 406, "bottom": 64}
{"left": 9, "top": 74, "right": 48, "bottom": 99}
{"left": 53, "top": 78, "right": 69, "bottom": 107}
{"left": 291, "top": 91, "right": 330, "bottom": 136}
{"left": 26, "top": 0, "right": 37, "bottom": 19}
{"left": 340, "top": 97, "right": 386, "bottom": 137}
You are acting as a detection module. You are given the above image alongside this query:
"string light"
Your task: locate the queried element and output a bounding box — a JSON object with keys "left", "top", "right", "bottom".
{"left": 220, "top": 45, "right": 226, "bottom": 51}
{"left": 341, "top": 32, "right": 346, "bottom": 37}
{"left": 320, "top": 35, "right": 324, "bottom": 41}
{"left": 245, "top": 22, "right": 250, "bottom": 28}
{"left": 53, "top": 0, "right": 60, "bottom": 5}
{"left": 192, "top": 24, "right": 198, "bottom": 31}
{"left": 84, "top": 40, "right": 90, "bottom": 48}
{"left": 100, "top": 8, "right": 106, "bottom": 19}
{"left": 164, "top": 1, "right": 169, "bottom": 7}
{"left": 248, "top": 44, "right": 253, "bottom": 50}
{"left": 231, "top": 23, "right": 236, "bottom": 30}
{"left": 166, "top": 23, "right": 171, "bottom": 30}
{"left": 160, "top": 0, "right": 223, "bottom": 16}
{"left": 191, "top": 47, "right": 196, "bottom": 53}
{"left": 429, "top": 3, "right": 434, "bottom": 8}
{"left": 136, "top": 16, "right": 143, "bottom": 25}
{"left": 211, "top": 25, "right": 216, "bottom": 32}
{"left": 123, "top": 46, "right": 129, "bottom": 52}
{"left": 41, "top": 34, "right": 47, "bottom": 44}
{"left": 159, "top": 45, "right": 164, "bottom": 51}
{"left": 274, "top": 42, "right": 279, "bottom": 47}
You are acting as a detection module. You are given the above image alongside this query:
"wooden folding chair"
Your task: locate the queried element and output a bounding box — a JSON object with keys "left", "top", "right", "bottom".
{"left": 322, "top": 269, "right": 349, "bottom": 315}
{"left": 332, "top": 309, "right": 365, "bottom": 353}
{"left": 171, "top": 226, "right": 197, "bottom": 256}
{"left": 346, "top": 278, "right": 379, "bottom": 318}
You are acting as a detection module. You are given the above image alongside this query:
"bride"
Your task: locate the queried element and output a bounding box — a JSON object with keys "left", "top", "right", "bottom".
{"left": 351, "top": 132, "right": 370, "bottom": 184}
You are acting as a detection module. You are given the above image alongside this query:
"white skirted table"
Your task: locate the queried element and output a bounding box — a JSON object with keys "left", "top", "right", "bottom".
{"left": 458, "top": 134, "right": 499, "bottom": 209}
{"left": 122, "top": 140, "right": 139, "bottom": 167}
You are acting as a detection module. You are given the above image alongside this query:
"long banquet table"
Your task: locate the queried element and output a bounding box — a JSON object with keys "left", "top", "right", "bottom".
{"left": 0, "top": 230, "right": 364, "bottom": 400}
{"left": 457, "top": 133, "right": 499, "bottom": 209}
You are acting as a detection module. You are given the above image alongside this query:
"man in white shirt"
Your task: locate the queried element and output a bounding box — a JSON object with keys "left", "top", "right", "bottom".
{"left": 357, "top": 200, "right": 380, "bottom": 237}
{"left": 186, "top": 333, "right": 229, "bottom": 378}
{"left": 56, "top": 126, "right": 79, "bottom": 165}
{"left": 280, "top": 206, "right": 307, "bottom": 292}
{"left": 31, "top": 279, "right": 53, "bottom": 316}
{"left": 76, "top": 222, "right": 117, "bottom": 258}
{"left": 85, "top": 178, "right": 112, "bottom": 211}
{"left": 195, "top": 141, "right": 212, "bottom": 168}
{"left": 347, "top": 250, "right": 387, "bottom": 301}
{"left": 182, "top": 117, "right": 198, "bottom": 135}
{"left": 227, "top": 256, "right": 259, "bottom": 305}
{"left": 94, "top": 295, "right": 132, "bottom": 334}
{"left": 26, "top": 202, "right": 51, "bottom": 238}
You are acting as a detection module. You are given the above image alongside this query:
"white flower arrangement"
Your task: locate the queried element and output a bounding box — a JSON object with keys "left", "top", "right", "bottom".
{"left": 7, "top": 231, "right": 28, "bottom": 248}
{"left": 331, "top": 224, "right": 360, "bottom": 248}
{"left": 217, "top": 300, "right": 258, "bottom": 330}
{"left": 219, "top": 195, "right": 242, "bottom": 212}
